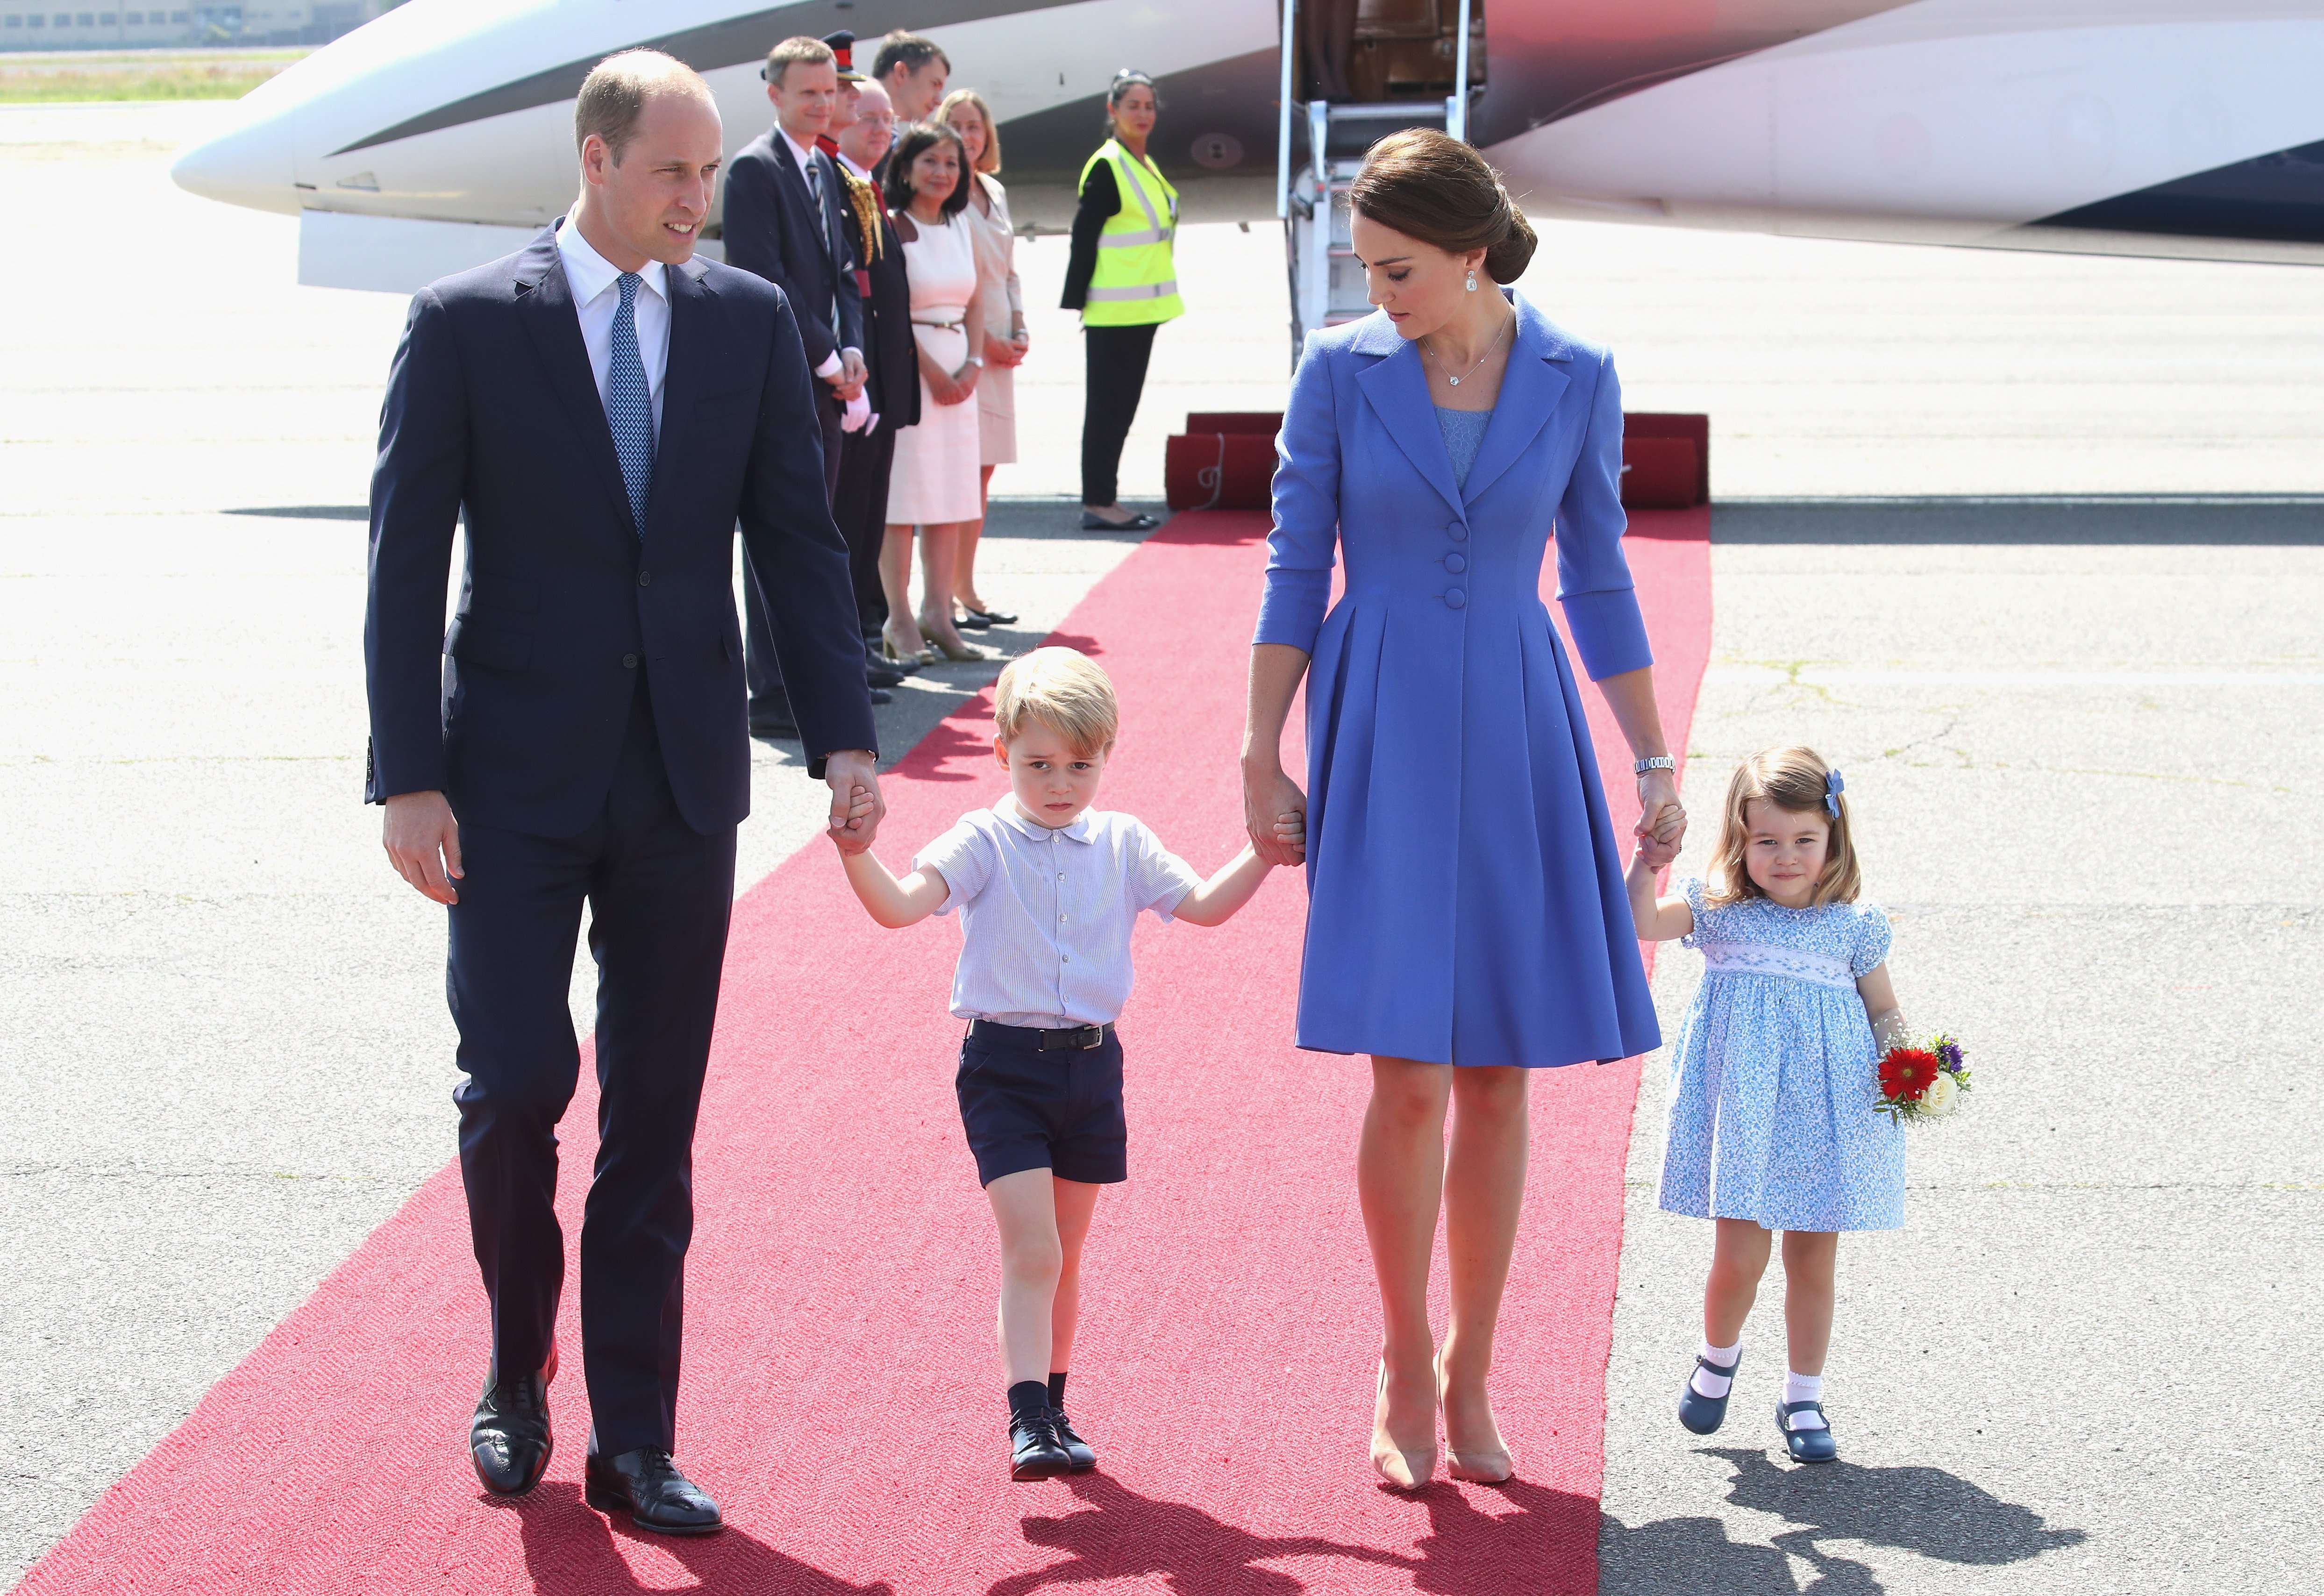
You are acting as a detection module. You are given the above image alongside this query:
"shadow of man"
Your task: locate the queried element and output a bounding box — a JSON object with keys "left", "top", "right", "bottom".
{"left": 487, "top": 1481, "right": 898, "bottom": 1596}
{"left": 1404, "top": 1478, "right": 1604, "bottom": 1596}
{"left": 988, "top": 1472, "right": 1417, "bottom": 1596}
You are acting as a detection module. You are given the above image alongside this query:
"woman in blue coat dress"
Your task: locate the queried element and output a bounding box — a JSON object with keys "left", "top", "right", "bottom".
{"left": 1241, "top": 131, "right": 1688, "bottom": 1488}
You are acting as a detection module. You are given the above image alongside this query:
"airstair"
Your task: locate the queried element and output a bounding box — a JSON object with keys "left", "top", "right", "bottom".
{"left": 1277, "top": 0, "right": 1482, "bottom": 359}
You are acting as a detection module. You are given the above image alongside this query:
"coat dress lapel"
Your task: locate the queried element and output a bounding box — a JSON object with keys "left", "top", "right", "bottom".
{"left": 1461, "top": 295, "right": 1575, "bottom": 506}
{"left": 1348, "top": 314, "right": 1464, "bottom": 516}
{"left": 514, "top": 227, "right": 640, "bottom": 539}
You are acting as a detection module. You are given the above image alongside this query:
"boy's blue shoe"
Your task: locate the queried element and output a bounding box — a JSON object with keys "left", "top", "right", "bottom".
{"left": 1677, "top": 1351, "right": 1739, "bottom": 1435}
{"left": 1776, "top": 1400, "right": 1837, "bottom": 1463}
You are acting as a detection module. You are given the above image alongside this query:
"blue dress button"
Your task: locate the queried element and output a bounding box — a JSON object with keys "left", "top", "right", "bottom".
{"left": 1445, "top": 588, "right": 1467, "bottom": 609}
{"left": 1447, "top": 522, "right": 1469, "bottom": 541}
{"left": 1445, "top": 552, "right": 1468, "bottom": 574}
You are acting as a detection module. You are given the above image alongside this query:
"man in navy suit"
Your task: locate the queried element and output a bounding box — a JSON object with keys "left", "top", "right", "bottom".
{"left": 724, "top": 35, "right": 867, "bottom": 738}
{"left": 366, "top": 50, "right": 882, "bottom": 1535}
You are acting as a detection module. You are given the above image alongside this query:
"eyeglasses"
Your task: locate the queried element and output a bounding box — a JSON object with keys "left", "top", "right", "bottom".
{"left": 856, "top": 111, "right": 896, "bottom": 128}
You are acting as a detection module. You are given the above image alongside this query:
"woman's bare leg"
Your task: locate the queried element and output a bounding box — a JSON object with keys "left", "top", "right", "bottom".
{"left": 1049, "top": 1176, "right": 1101, "bottom": 1374}
{"left": 1439, "top": 1064, "right": 1529, "bottom": 1469}
{"left": 986, "top": 1168, "right": 1064, "bottom": 1385}
{"left": 879, "top": 523, "right": 924, "bottom": 654}
{"left": 1360, "top": 1055, "right": 1450, "bottom": 1474}
{"left": 1780, "top": 1230, "right": 1837, "bottom": 1377}
{"left": 916, "top": 521, "right": 973, "bottom": 651}
{"left": 956, "top": 464, "right": 996, "bottom": 614}
{"left": 1705, "top": 1217, "right": 1774, "bottom": 1346}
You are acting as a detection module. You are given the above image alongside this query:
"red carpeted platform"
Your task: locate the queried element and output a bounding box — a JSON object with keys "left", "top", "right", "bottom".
{"left": 18, "top": 507, "right": 1709, "bottom": 1596}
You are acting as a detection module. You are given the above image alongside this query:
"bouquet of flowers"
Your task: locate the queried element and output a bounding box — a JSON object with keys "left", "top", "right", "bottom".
{"left": 1876, "top": 1034, "right": 1971, "bottom": 1124}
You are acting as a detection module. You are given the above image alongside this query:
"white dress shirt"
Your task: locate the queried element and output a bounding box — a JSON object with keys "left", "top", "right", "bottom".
{"left": 778, "top": 126, "right": 857, "bottom": 376}
{"left": 556, "top": 219, "right": 669, "bottom": 432}
{"left": 915, "top": 804, "right": 1204, "bottom": 1029}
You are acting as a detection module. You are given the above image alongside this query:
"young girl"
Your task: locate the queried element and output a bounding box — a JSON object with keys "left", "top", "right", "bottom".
{"left": 1626, "top": 745, "right": 1906, "bottom": 1464}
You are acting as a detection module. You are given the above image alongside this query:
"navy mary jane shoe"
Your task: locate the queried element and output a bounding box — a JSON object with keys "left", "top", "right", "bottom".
{"left": 1775, "top": 1399, "right": 1838, "bottom": 1464}
{"left": 1677, "top": 1351, "right": 1739, "bottom": 1436}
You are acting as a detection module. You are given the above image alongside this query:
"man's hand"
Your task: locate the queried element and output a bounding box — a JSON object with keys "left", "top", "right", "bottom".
{"left": 824, "top": 749, "right": 883, "bottom": 855}
{"left": 383, "top": 790, "right": 463, "bottom": 905}
{"left": 840, "top": 348, "right": 867, "bottom": 392}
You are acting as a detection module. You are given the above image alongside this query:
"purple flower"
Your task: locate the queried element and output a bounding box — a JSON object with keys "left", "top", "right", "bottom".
{"left": 1937, "top": 1038, "right": 1963, "bottom": 1071}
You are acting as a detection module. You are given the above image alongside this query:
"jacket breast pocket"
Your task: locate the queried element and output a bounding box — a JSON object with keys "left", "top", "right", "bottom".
{"left": 444, "top": 613, "right": 532, "bottom": 673}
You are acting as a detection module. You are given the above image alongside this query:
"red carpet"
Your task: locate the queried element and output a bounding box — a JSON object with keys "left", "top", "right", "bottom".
{"left": 17, "top": 507, "right": 1709, "bottom": 1596}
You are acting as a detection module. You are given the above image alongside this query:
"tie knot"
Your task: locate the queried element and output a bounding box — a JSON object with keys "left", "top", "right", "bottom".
{"left": 617, "top": 271, "right": 641, "bottom": 306}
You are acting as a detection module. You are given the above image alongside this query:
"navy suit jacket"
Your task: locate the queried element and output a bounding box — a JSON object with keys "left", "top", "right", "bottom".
{"left": 723, "top": 128, "right": 864, "bottom": 372}
{"left": 836, "top": 172, "right": 921, "bottom": 434}
{"left": 364, "top": 227, "right": 877, "bottom": 839}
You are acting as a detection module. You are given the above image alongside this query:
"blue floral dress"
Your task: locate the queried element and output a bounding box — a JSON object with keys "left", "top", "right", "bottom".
{"left": 1656, "top": 878, "right": 1905, "bottom": 1231}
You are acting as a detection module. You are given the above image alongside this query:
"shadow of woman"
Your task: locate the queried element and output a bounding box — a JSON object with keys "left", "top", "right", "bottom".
{"left": 1401, "top": 1478, "right": 1604, "bottom": 1596}
{"left": 483, "top": 1481, "right": 897, "bottom": 1596}
{"left": 986, "top": 1472, "right": 1417, "bottom": 1596}
{"left": 1706, "top": 1446, "right": 2087, "bottom": 1568}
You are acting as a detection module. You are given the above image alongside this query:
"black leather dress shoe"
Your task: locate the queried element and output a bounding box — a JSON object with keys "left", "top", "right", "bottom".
{"left": 584, "top": 1447, "right": 724, "bottom": 1535}
{"left": 867, "top": 660, "right": 906, "bottom": 689}
{"left": 1009, "top": 1409, "right": 1073, "bottom": 1481}
{"left": 1052, "top": 1409, "right": 1098, "bottom": 1473}
{"left": 748, "top": 711, "right": 798, "bottom": 740}
{"left": 869, "top": 686, "right": 893, "bottom": 705}
{"left": 470, "top": 1354, "right": 554, "bottom": 1496}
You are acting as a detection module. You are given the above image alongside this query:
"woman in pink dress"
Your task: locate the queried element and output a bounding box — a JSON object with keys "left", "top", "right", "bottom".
{"left": 881, "top": 122, "right": 990, "bottom": 664}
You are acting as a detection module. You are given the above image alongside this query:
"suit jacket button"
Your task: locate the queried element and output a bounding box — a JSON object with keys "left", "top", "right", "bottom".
{"left": 1445, "top": 588, "right": 1467, "bottom": 609}
{"left": 623, "top": 653, "right": 639, "bottom": 669}
{"left": 638, "top": 570, "right": 652, "bottom": 586}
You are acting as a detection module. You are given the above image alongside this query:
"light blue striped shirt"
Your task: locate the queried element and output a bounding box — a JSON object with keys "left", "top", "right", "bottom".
{"left": 915, "top": 804, "right": 1204, "bottom": 1029}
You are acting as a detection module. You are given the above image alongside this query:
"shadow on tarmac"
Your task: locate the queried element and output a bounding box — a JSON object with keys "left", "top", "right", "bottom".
{"left": 1600, "top": 1446, "right": 2085, "bottom": 1594}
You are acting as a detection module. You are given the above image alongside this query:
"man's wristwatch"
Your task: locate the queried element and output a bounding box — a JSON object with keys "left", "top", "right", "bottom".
{"left": 1634, "top": 755, "right": 1676, "bottom": 776}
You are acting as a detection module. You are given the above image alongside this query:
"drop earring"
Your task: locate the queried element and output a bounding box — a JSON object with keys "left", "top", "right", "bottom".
{"left": 1465, "top": 269, "right": 1478, "bottom": 292}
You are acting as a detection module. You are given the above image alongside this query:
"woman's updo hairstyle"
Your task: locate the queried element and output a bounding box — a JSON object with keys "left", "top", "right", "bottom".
{"left": 1105, "top": 68, "right": 1159, "bottom": 130}
{"left": 1347, "top": 128, "right": 1537, "bottom": 284}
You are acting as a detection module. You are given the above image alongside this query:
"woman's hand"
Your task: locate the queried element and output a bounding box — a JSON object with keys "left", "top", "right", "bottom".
{"left": 926, "top": 364, "right": 964, "bottom": 406}
{"left": 1636, "top": 766, "right": 1685, "bottom": 851}
{"left": 984, "top": 333, "right": 1019, "bottom": 368}
{"left": 942, "top": 361, "right": 980, "bottom": 403}
{"left": 1243, "top": 762, "right": 1309, "bottom": 867}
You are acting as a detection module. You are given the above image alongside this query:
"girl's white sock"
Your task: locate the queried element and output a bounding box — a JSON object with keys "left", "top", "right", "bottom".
{"left": 1782, "top": 1370, "right": 1827, "bottom": 1429}
{"left": 1689, "top": 1338, "right": 1741, "bottom": 1399}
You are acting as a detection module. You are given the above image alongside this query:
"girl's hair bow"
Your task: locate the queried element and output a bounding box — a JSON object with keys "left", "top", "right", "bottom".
{"left": 1824, "top": 768, "right": 1846, "bottom": 817}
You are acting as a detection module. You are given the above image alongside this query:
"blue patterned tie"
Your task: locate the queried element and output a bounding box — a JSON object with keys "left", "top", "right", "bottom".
{"left": 607, "top": 271, "right": 653, "bottom": 536}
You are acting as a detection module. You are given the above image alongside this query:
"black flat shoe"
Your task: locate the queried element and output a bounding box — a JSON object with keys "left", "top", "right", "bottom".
{"left": 1677, "top": 1349, "right": 1739, "bottom": 1435}
{"left": 1009, "top": 1408, "right": 1073, "bottom": 1481}
{"left": 1053, "top": 1409, "right": 1098, "bottom": 1473}
{"left": 961, "top": 606, "right": 1018, "bottom": 627}
{"left": 585, "top": 1446, "right": 724, "bottom": 1535}
{"left": 955, "top": 608, "right": 993, "bottom": 630}
{"left": 470, "top": 1349, "right": 555, "bottom": 1496}
{"left": 1776, "top": 1400, "right": 1838, "bottom": 1464}
{"left": 1080, "top": 511, "right": 1159, "bottom": 531}
{"left": 867, "top": 661, "right": 906, "bottom": 689}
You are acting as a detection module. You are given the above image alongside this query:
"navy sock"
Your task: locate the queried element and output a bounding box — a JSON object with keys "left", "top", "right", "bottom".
{"left": 1048, "top": 1371, "right": 1068, "bottom": 1409}
{"left": 1007, "top": 1380, "right": 1050, "bottom": 1419}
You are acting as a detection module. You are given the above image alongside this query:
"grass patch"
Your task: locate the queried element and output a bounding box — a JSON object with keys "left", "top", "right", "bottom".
{"left": 0, "top": 49, "right": 307, "bottom": 103}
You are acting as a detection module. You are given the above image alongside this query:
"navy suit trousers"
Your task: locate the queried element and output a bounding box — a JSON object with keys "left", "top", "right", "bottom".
{"left": 745, "top": 390, "right": 846, "bottom": 712}
{"left": 448, "top": 677, "right": 736, "bottom": 1457}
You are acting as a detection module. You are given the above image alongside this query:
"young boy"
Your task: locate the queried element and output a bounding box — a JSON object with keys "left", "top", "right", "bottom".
{"left": 831, "top": 647, "right": 1298, "bottom": 1479}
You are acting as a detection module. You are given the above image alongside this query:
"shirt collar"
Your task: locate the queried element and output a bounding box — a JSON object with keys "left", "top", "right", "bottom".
{"left": 779, "top": 124, "right": 822, "bottom": 178}
{"left": 994, "top": 801, "right": 1094, "bottom": 844}
{"left": 836, "top": 151, "right": 872, "bottom": 181}
{"left": 556, "top": 217, "right": 667, "bottom": 308}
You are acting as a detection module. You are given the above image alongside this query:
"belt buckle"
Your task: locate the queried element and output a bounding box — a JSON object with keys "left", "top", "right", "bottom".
{"left": 1076, "top": 1025, "right": 1103, "bottom": 1051}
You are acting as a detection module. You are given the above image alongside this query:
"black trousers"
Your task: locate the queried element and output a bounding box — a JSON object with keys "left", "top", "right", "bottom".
{"left": 746, "top": 389, "right": 847, "bottom": 712}
{"left": 1081, "top": 321, "right": 1160, "bottom": 508}
{"left": 448, "top": 679, "right": 737, "bottom": 1457}
{"left": 833, "top": 421, "right": 898, "bottom": 635}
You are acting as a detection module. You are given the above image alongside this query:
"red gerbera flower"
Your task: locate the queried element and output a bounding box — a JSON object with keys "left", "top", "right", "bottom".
{"left": 1880, "top": 1047, "right": 1940, "bottom": 1102}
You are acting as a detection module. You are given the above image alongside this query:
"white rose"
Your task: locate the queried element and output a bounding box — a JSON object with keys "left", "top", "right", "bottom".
{"left": 1918, "top": 1071, "right": 1959, "bottom": 1118}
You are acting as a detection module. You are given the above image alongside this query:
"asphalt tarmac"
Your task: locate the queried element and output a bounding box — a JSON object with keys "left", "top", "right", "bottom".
{"left": 4, "top": 102, "right": 2321, "bottom": 1590}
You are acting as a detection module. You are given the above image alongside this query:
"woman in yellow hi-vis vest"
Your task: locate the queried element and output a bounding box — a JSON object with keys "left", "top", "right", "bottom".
{"left": 1062, "top": 70, "right": 1181, "bottom": 531}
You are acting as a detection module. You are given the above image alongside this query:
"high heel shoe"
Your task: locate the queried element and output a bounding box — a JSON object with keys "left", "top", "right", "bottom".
{"left": 922, "top": 629, "right": 989, "bottom": 663}
{"left": 1437, "top": 1350, "right": 1514, "bottom": 1484}
{"left": 1370, "top": 1360, "right": 1436, "bottom": 1489}
{"left": 881, "top": 626, "right": 937, "bottom": 667}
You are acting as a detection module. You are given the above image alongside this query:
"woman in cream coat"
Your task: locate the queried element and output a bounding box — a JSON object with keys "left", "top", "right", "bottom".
{"left": 935, "top": 88, "right": 1026, "bottom": 631}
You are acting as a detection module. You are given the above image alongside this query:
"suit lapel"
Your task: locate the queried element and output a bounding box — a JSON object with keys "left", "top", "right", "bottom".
{"left": 651, "top": 257, "right": 715, "bottom": 541}
{"left": 1349, "top": 316, "right": 1463, "bottom": 515}
{"left": 773, "top": 134, "right": 835, "bottom": 268}
{"left": 1460, "top": 295, "right": 1574, "bottom": 506}
{"left": 515, "top": 229, "right": 638, "bottom": 538}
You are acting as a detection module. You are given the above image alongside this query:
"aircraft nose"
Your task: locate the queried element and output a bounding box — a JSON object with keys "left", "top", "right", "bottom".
{"left": 171, "top": 109, "right": 301, "bottom": 215}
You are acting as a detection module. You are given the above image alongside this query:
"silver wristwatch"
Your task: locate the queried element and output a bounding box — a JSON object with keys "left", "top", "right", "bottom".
{"left": 1634, "top": 756, "right": 1676, "bottom": 776}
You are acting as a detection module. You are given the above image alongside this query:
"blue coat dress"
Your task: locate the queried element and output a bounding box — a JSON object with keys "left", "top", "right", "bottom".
{"left": 1255, "top": 296, "right": 1661, "bottom": 1068}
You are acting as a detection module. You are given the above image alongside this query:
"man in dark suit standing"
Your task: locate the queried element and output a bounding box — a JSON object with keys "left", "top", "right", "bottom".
{"left": 724, "top": 35, "right": 865, "bottom": 739}
{"left": 831, "top": 75, "right": 918, "bottom": 647}
{"left": 367, "top": 50, "right": 882, "bottom": 1535}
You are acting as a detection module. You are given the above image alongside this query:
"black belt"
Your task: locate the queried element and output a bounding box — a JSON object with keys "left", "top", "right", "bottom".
{"left": 969, "top": 1019, "right": 1114, "bottom": 1051}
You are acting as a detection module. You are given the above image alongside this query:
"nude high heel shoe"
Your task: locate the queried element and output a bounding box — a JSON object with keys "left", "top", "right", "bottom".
{"left": 1371, "top": 1359, "right": 1437, "bottom": 1489}
{"left": 1438, "top": 1350, "right": 1514, "bottom": 1484}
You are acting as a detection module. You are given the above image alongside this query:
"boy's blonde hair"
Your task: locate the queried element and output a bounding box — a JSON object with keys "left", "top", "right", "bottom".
{"left": 1705, "top": 745, "right": 1862, "bottom": 908}
{"left": 992, "top": 647, "right": 1118, "bottom": 755}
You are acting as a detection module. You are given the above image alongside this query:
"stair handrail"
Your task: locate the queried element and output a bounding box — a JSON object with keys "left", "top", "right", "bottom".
{"left": 1448, "top": 0, "right": 1473, "bottom": 141}
{"left": 1276, "top": 0, "right": 1296, "bottom": 218}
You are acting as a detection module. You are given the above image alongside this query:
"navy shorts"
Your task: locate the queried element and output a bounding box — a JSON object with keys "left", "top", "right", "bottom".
{"left": 955, "top": 1023, "right": 1128, "bottom": 1188}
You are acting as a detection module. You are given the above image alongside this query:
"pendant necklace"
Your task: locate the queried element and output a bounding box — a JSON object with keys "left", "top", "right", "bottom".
{"left": 1425, "top": 311, "right": 1512, "bottom": 387}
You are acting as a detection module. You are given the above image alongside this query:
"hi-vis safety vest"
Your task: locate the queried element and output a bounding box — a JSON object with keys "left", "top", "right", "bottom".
{"left": 1079, "top": 139, "right": 1183, "bottom": 326}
